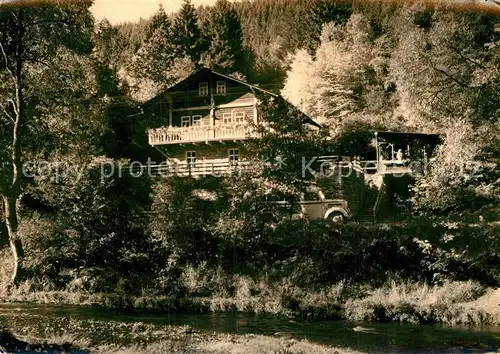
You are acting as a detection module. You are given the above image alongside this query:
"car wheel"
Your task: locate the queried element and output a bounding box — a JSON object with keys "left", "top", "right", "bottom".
{"left": 329, "top": 211, "right": 345, "bottom": 224}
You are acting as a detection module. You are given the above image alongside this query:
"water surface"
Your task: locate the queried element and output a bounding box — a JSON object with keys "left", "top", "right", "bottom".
{"left": 0, "top": 303, "right": 499, "bottom": 353}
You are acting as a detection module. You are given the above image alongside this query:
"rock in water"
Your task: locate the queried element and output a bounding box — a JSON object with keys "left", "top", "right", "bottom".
{"left": 352, "top": 326, "right": 377, "bottom": 333}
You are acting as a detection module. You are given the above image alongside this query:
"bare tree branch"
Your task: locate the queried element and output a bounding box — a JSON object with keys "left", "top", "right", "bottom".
{"left": 423, "top": 84, "right": 455, "bottom": 102}
{"left": 3, "top": 107, "right": 15, "bottom": 124}
{"left": 432, "top": 65, "right": 469, "bottom": 88}
{"left": 27, "top": 57, "right": 51, "bottom": 69}
{"left": 0, "top": 42, "right": 17, "bottom": 88}
{"left": 7, "top": 99, "right": 18, "bottom": 119}
{"left": 449, "top": 44, "right": 485, "bottom": 69}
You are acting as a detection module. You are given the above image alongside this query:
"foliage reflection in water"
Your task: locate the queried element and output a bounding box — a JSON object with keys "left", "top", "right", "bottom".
{"left": 0, "top": 303, "right": 499, "bottom": 353}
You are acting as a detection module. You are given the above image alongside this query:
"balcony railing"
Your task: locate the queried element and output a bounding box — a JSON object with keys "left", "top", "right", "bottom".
{"left": 148, "top": 124, "right": 257, "bottom": 146}
{"left": 126, "top": 157, "right": 427, "bottom": 178}
{"left": 131, "top": 161, "right": 250, "bottom": 177}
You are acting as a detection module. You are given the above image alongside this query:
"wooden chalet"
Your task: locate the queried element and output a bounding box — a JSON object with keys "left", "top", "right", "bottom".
{"left": 144, "top": 67, "right": 318, "bottom": 176}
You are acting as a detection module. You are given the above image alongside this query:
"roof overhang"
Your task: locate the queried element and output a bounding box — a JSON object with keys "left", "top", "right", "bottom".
{"left": 373, "top": 130, "right": 442, "bottom": 144}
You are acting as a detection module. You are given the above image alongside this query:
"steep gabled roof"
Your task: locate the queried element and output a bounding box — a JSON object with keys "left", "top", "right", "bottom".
{"left": 162, "top": 67, "right": 277, "bottom": 96}
{"left": 143, "top": 67, "right": 320, "bottom": 128}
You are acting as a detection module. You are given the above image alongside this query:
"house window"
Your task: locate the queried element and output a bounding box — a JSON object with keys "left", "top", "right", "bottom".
{"left": 181, "top": 116, "right": 191, "bottom": 127}
{"left": 199, "top": 82, "right": 208, "bottom": 96}
{"left": 216, "top": 81, "right": 226, "bottom": 95}
{"left": 186, "top": 151, "right": 197, "bottom": 167}
{"left": 222, "top": 112, "right": 232, "bottom": 125}
{"left": 192, "top": 115, "right": 202, "bottom": 127}
{"left": 228, "top": 149, "right": 239, "bottom": 163}
{"left": 234, "top": 111, "right": 245, "bottom": 124}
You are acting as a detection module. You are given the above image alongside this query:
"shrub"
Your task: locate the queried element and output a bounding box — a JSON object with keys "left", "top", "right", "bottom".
{"left": 0, "top": 248, "right": 13, "bottom": 292}
{"left": 412, "top": 119, "right": 499, "bottom": 215}
{"left": 21, "top": 157, "right": 157, "bottom": 293}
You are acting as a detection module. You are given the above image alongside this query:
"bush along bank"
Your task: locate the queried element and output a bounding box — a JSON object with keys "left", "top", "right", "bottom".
{"left": 2, "top": 279, "right": 500, "bottom": 326}
{"left": 1, "top": 217, "right": 499, "bottom": 325}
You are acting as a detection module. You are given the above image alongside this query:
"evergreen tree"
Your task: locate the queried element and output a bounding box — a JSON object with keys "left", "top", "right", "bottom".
{"left": 93, "top": 19, "right": 125, "bottom": 68}
{"left": 201, "top": 0, "right": 246, "bottom": 74}
{"left": 131, "top": 5, "right": 178, "bottom": 95}
{"left": 92, "top": 19, "right": 128, "bottom": 98}
{"left": 171, "top": 0, "right": 203, "bottom": 63}
{"left": 306, "top": 0, "right": 352, "bottom": 55}
{"left": 146, "top": 4, "right": 171, "bottom": 38}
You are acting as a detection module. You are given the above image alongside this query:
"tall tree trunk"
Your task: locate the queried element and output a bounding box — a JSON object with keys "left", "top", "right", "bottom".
{"left": 2, "top": 195, "right": 24, "bottom": 285}
{"left": 1, "top": 11, "right": 26, "bottom": 286}
{"left": 9, "top": 22, "right": 25, "bottom": 286}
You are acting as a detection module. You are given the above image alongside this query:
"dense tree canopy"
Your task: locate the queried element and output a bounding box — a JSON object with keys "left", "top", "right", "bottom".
{"left": 0, "top": 1, "right": 97, "bottom": 284}
{"left": 282, "top": 5, "right": 500, "bottom": 133}
{"left": 171, "top": 0, "right": 204, "bottom": 63}
{"left": 200, "top": 0, "right": 246, "bottom": 75}
{"left": 129, "top": 6, "right": 177, "bottom": 94}
{"left": 0, "top": 0, "right": 498, "bottom": 296}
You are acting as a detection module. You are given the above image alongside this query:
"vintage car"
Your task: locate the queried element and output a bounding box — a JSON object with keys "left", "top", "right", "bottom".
{"left": 276, "top": 185, "right": 352, "bottom": 224}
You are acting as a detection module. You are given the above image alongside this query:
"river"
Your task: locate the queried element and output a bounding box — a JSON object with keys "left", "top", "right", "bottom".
{"left": 0, "top": 303, "right": 499, "bottom": 353}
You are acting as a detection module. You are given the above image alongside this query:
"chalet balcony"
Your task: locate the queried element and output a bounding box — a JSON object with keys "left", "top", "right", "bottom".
{"left": 148, "top": 124, "right": 258, "bottom": 146}
{"left": 127, "top": 157, "right": 431, "bottom": 179}
{"left": 146, "top": 160, "right": 251, "bottom": 177}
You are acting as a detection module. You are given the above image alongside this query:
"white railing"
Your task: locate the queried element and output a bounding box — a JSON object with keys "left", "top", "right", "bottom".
{"left": 316, "top": 156, "right": 379, "bottom": 173}
{"left": 137, "top": 159, "right": 380, "bottom": 178}
{"left": 148, "top": 124, "right": 257, "bottom": 145}
{"left": 126, "top": 157, "right": 422, "bottom": 178}
{"left": 131, "top": 161, "right": 250, "bottom": 177}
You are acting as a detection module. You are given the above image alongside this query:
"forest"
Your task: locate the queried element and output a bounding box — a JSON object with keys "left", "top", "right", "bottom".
{"left": 0, "top": 0, "right": 499, "bottom": 327}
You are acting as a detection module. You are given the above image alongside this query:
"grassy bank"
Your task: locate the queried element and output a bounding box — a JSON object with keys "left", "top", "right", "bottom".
{"left": 96, "top": 335, "right": 363, "bottom": 354}
{"left": 1, "top": 280, "right": 499, "bottom": 326}
{"left": 344, "top": 281, "right": 500, "bottom": 325}
{"left": 0, "top": 315, "right": 362, "bottom": 354}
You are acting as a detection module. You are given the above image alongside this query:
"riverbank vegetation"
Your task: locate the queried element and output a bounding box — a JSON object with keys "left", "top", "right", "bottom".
{"left": 1, "top": 317, "right": 363, "bottom": 354}
{"left": 0, "top": 0, "right": 499, "bottom": 332}
{"left": 1, "top": 213, "right": 499, "bottom": 325}
{"left": 5, "top": 279, "right": 498, "bottom": 326}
